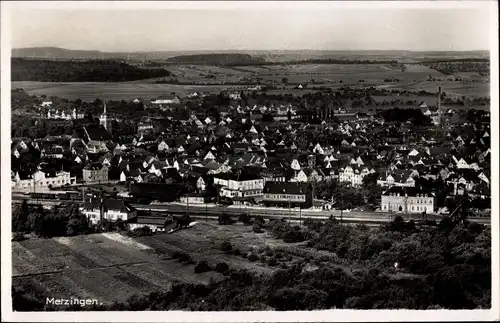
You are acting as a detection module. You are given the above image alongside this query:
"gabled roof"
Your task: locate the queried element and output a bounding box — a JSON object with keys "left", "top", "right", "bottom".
{"left": 83, "top": 125, "right": 112, "bottom": 142}
{"left": 382, "top": 186, "right": 434, "bottom": 197}
{"left": 84, "top": 198, "right": 134, "bottom": 213}
{"left": 264, "top": 181, "right": 310, "bottom": 195}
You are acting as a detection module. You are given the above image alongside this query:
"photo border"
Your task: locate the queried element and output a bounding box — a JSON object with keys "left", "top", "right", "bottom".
{"left": 1, "top": 1, "right": 498, "bottom": 322}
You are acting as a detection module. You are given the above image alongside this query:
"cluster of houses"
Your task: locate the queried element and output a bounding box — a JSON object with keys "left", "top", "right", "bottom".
{"left": 11, "top": 92, "right": 491, "bottom": 221}
{"left": 39, "top": 101, "right": 85, "bottom": 120}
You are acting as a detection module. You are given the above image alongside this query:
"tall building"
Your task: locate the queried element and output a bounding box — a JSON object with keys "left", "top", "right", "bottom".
{"left": 99, "top": 101, "right": 112, "bottom": 135}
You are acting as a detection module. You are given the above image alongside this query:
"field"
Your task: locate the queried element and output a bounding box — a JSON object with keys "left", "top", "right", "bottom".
{"left": 384, "top": 80, "right": 490, "bottom": 98}
{"left": 12, "top": 223, "right": 333, "bottom": 306}
{"left": 11, "top": 81, "right": 236, "bottom": 101}
{"left": 12, "top": 63, "right": 489, "bottom": 101}
{"left": 153, "top": 63, "right": 445, "bottom": 85}
{"left": 12, "top": 231, "right": 224, "bottom": 305}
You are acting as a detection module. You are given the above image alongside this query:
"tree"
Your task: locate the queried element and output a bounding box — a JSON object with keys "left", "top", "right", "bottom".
{"left": 66, "top": 203, "right": 90, "bottom": 236}
{"left": 281, "top": 77, "right": 289, "bottom": 86}
{"left": 12, "top": 200, "right": 29, "bottom": 232}
{"left": 220, "top": 240, "right": 233, "bottom": 253}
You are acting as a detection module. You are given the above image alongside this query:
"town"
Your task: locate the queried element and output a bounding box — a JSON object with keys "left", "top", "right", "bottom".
{"left": 11, "top": 85, "right": 491, "bottom": 228}
{"left": 7, "top": 5, "right": 493, "bottom": 312}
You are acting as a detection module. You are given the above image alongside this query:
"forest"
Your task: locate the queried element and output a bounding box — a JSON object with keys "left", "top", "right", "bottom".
{"left": 166, "top": 54, "right": 266, "bottom": 65}
{"left": 11, "top": 58, "right": 172, "bottom": 82}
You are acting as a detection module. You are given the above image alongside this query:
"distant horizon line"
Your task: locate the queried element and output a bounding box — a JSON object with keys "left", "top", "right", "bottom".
{"left": 12, "top": 46, "right": 490, "bottom": 53}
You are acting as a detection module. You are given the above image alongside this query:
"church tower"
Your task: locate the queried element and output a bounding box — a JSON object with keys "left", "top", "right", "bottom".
{"left": 99, "top": 101, "right": 112, "bottom": 135}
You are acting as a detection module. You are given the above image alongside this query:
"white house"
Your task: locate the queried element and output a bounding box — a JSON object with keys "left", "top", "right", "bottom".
{"left": 81, "top": 199, "right": 137, "bottom": 225}
{"left": 339, "top": 165, "right": 370, "bottom": 186}
{"left": 313, "top": 143, "right": 325, "bottom": 155}
{"left": 12, "top": 170, "right": 76, "bottom": 193}
{"left": 214, "top": 175, "right": 264, "bottom": 198}
{"left": 151, "top": 96, "right": 180, "bottom": 105}
{"left": 158, "top": 140, "right": 169, "bottom": 151}
{"left": 381, "top": 187, "right": 434, "bottom": 214}
{"left": 204, "top": 151, "right": 216, "bottom": 160}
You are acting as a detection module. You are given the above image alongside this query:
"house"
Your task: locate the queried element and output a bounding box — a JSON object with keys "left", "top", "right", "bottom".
{"left": 196, "top": 176, "right": 209, "bottom": 192}
{"left": 12, "top": 170, "right": 76, "bottom": 192}
{"left": 381, "top": 186, "right": 435, "bottom": 214}
{"left": 74, "top": 125, "right": 111, "bottom": 153}
{"left": 151, "top": 95, "right": 181, "bottom": 105}
{"left": 180, "top": 194, "right": 208, "bottom": 205}
{"left": 41, "top": 145, "right": 65, "bottom": 159}
{"left": 214, "top": 173, "right": 264, "bottom": 199}
{"left": 229, "top": 92, "right": 242, "bottom": 101}
{"left": 292, "top": 169, "right": 309, "bottom": 182}
{"left": 81, "top": 198, "right": 137, "bottom": 225}
{"left": 157, "top": 140, "right": 169, "bottom": 152}
{"left": 312, "top": 143, "right": 325, "bottom": 155}
{"left": 377, "top": 170, "right": 417, "bottom": 188}
{"left": 339, "top": 165, "right": 370, "bottom": 186}
{"left": 455, "top": 157, "right": 471, "bottom": 169}
{"left": 82, "top": 164, "right": 109, "bottom": 183}
{"left": 262, "top": 181, "right": 313, "bottom": 208}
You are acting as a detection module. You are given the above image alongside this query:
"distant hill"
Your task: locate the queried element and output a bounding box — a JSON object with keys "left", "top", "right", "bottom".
{"left": 165, "top": 53, "right": 266, "bottom": 65}
{"left": 11, "top": 58, "right": 172, "bottom": 82}
{"left": 12, "top": 47, "right": 489, "bottom": 64}
{"left": 12, "top": 47, "right": 112, "bottom": 60}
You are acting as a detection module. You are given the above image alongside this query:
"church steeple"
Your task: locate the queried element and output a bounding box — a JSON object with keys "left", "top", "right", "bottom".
{"left": 100, "top": 100, "right": 112, "bottom": 135}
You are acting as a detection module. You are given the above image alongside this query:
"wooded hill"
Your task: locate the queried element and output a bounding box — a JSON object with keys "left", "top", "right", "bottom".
{"left": 166, "top": 53, "right": 266, "bottom": 65}
{"left": 11, "top": 58, "right": 172, "bottom": 82}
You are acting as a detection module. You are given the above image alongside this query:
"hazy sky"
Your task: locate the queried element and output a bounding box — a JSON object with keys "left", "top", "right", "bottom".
{"left": 10, "top": 7, "right": 491, "bottom": 52}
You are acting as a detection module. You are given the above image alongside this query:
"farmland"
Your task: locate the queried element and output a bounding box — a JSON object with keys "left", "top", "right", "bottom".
{"left": 12, "top": 230, "right": 226, "bottom": 305}
{"left": 12, "top": 223, "right": 328, "bottom": 307}
{"left": 148, "top": 63, "right": 445, "bottom": 85}
{"left": 11, "top": 81, "right": 236, "bottom": 101}
{"left": 13, "top": 62, "right": 489, "bottom": 102}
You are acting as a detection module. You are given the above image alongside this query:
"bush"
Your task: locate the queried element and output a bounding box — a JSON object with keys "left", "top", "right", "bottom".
{"left": 270, "top": 222, "right": 313, "bottom": 243}
{"left": 239, "top": 213, "right": 252, "bottom": 225}
{"left": 233, "top": 248, "right": 241, "bottom": 256}
{"left": 214, "top": 262, "right": 230, "bottom": 274}
{"left": 253, "top": 215, "right": 265, "bottom": 228}
{"left": 172, "top": 251, "right": 184, "bottom": 259}
{"left": 253, "top": 225, "right": 264, "bottom": 233}
{"left": 268, "top": 257, "right": 278, "bottom": 267}
{"left": 248, "top": 253, "right": 259, "bottom": 262}
{"left": 194, "top": 260, "right": 212, "bottom": 273}
{"left": 218, "top": 213, "right": 234, "bottom": 225}
{"left": 178, "top": 253, "right": 193, "bottom": 264}
{"left": 115, "top": 219, "right": 127, "bottom": 231}
{"left": 128, "top": 226, "right": 153, "bottom": 237}
{"left": 220, "top": 240, "right": 233, "bottom": 253}
{"left": 11, "top": 233, "right": 26, "bottom": 241}
{"left": 265, "top": 249, "right": 274, "bottom": 257}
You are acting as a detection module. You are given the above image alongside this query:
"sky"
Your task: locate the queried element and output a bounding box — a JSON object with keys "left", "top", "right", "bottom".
{"left": 10, "top": 6, "right": 492, "bottom": 52}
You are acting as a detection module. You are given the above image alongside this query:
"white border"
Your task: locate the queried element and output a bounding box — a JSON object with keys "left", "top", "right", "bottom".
{"left": 1, "top": 1, "right": 498, "bottom": 322}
